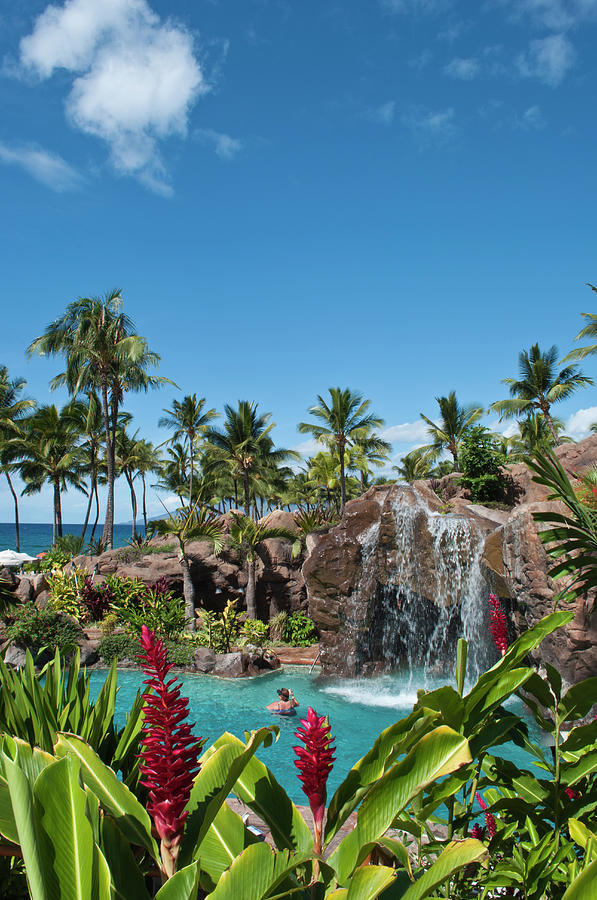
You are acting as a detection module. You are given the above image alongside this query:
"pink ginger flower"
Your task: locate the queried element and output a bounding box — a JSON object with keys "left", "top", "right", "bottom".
{"left": 294, "top": 707, "right": 335, "bottom": 855}
{"left": 489, "top": 593, "right": 508, "bottom": 656}
{"left": 138, "top": 626, "right": 205, "bottom": 879}
{"left": 476, "top": 791, "right": 497, "bottom": 840}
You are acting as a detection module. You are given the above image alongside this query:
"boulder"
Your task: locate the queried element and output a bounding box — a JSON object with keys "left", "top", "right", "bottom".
{"left": 212, "top": 651, "right": 246, "bottom": 678}
{"left": 35, "top": 590, "right": 50, "bottom": 611}
{"left": 79, "top": 639, "right": 99, "bottom": 666}
{"left": 194, "top": 647, "right": 217, "bottom": 673}
{"left": 14, "top": 577, "right": 33, "bottom": 603}
{"left": 244, "top": 648, "right": 281, "bottom": 675}
{"left": 4, "top": 642, "right": 27, "bottom": 668}
{"left": 32, "top": 573, "right": 49, "bottom": 598}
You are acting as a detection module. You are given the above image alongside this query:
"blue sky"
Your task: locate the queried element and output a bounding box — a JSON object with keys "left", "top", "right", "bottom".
{"left": 2, "top": 0, "right": 597, "bottom": 522}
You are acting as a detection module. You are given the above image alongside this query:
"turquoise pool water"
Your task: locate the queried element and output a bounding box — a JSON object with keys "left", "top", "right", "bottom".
{"left": 90, "top": 666, "right": 543, "bottom": 806}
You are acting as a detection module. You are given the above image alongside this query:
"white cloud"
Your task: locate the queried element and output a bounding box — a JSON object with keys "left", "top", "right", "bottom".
{"left": 518, "top": 104, "right": 546, "bottom": 128}
{"left": 381, "top": 420, "right": 431, "bottom": 444}
{"left": 292, "top": 438, "right": 323, "bottom": 458}
{"left": 403, "top": 106, "right": 456, "bottom": 143}
{"left": 443, "top": 56, "right": 480, "bottom": 79}
{"left": 18, "top": 0, "right": 206, "bottom": 193}
{"left": 517, "top": 33, "right": 575, "bottom": 86}
{"left": 0, "top": 142, "right": 82, "bottom": 191}
{"left": 502, "top": 0, "right": 597, "bottom": 31}
{"left": 369, "top": 101, "right": 396, "bottom": 125}
{"left": 196, "top": 128, "right": 242, "bottom": 159}
{"left": 381, "top": 0, "right": 451, "bottom": 13}
{"left": 566, "top": 406, "right": 597, "bottom": 440}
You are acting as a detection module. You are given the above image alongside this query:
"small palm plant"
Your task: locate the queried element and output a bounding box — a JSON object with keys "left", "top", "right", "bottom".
{"left": 228, "top": 514, "right": 297, "bottom": 619}
{"left": 149, "top": 505, "right": 225, "bottom": 630}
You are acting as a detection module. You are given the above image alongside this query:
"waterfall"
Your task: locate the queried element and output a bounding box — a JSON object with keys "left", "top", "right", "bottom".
{"left": 354, "top": 486, "right": 493, "bottom": 680}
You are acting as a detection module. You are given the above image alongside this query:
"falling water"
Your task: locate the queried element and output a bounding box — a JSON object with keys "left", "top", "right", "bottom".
{"left": 354, "top": 487, "right": 493, "bottom": 680}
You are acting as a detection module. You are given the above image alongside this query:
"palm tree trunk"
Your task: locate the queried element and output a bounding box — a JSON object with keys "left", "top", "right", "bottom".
{"left": 243, "top": 469, "right": 251, "bottom": 518}
{"left": 5, "top": 471, "right": 20, "bottom": 552}
{"left": 180, "top": 554, "right": 196, "bottom": 631}
{"left": 142, "top": 473, "right": 148, "bottom": 535}
{"left": 189, "top": 441, "right": 194, "bottom": 506}
{"left": 543, "top": 408, "right": 561, "bottom": 446}
{"left": 126, "top": 471, "right": 138, "bottom": 541}
{"left": 101, "top": 382, "right": 115, "bottom": 549}
{"left": 80, "top": 458, "right": 95, "bottom": 542}
{"left": 246, "top": 557, "right": 257, "bottom": 619}
{"left": 90, "top": 479, "right": 100, "bottom": 541}
{"left": 54, "top": 479, "right": 63, "bottom": 540}
{"left": 339, "top": 443, "right": 346, "bottom": 514}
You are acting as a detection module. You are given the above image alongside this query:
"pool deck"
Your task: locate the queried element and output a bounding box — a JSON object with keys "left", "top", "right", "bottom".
{"left": 276, "top": 644, "right": 320, "bottom": 667}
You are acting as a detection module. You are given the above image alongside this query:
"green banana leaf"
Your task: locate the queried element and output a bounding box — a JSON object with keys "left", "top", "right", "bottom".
{"left": 204, "top": 843, "right": 308, "bottom": 899}
{"left": 54, "top": 733, "right": 158, "bottom": 861}
{"left": 154, "top": 863, "right": 201, "bottom": 899}
{"left": 178, "top": 726, "right": 278, "bottom": 867}
{"left": 561, "top": 857, "right": 597, "bottom": 898}
{"left": 192, "top": 801, "right": 260, "bottom": 892}
{"left": 400, "top": 839, "right": 487, "bottom": 900}
{"left": 325, "top": 709, "right": 439, "bottom": 845}
{"left": 328, "top": 726, "right": 472, "bottom": 884}
{"left": 208, "top": 732, "right": 313, "bottom": 853}
{"left": 99, "top": 816, "right": 151, "bottom": 900}
{"left": 2, "top": 752, "right": 48, "bottom": 900}
{"left": 342, "top": 865, "right": 397, "bottom": 899}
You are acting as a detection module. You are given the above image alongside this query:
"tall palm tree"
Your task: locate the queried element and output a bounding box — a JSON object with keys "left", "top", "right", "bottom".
{"left": 206, "top": 401, "right": 296, "bottom": 518}
{"left": 115, "top": 428, "right": 145, "bottom": 541}
{"left": 17, "top": 405, "right": 86, "bottom": 543}
{"left": 349, "top": 429, "right": 392, "bottom": 492}
{"left": 64, "top": 392, "right": 105, "bottom": 542}
{"left": 562, "top": 283, "right": 597, "bottom": 362}
{"left": 134, "top": 440, "right": 162, "bottom": 535}
{"left": 154, "top": 442, "right": 190, "bottom": 506}
{"left": 420, "top": 392, "right": 483, "bottom": 471}
{"left": 508, "top": 413, "right": 572, "bottom": 459}
{"left": 149, "top": 505, "right": 225, "bottom": 630}
{"left": 307, "top": 451, "right": 341, "bottom": 511}
{"left": 28, "top": 289, "right": 169, "bottom": 548}
{"left": 298, "top": 388, "right": 384, "bottom": 513}
{"left": 0, "top": 367, "right": 35, "bottom": 551}
{"left": 393, "top": 448, "right": 434, "bottom": 483}
{"left": 159, "top": 395, "right": 218, "bottom": 505}
{"left": 490, "top": 344, "right": 592, "bottom": 446}
{"left": 228, "top": 513, "right": 297, "bottom": 619}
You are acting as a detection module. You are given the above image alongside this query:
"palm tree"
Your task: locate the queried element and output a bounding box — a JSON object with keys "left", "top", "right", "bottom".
{"left": 134, "top": 440, "right": 162, "bottom": 535}
{"left": 28, "top": 289, "right": 169, "bottom": 549}
{"left": 115, "top": 428, "right": 145, "bottom": 541}
{"left": 64, "top": 392, "right": 105, "bottom": 542}
{"left": 490, "top": 344, "right": 592, "bottom": 446}
{"left": 149, "top": 505, "right": 225, "bottom": 630}
{"left": 228, "top": 513, "right": 297, "bottom": 619}
{"left": 562, "top": 284, "right": 597, "bottom": 362}
{"left": 0, "top": 367, "right": 35, "bottom": 550}
{"left": 17, "top": 405, "right": 87, "bottom": 543}
{"left": 206, "top": 401, "right": 296, "bottom": 518}
{"left": 159, "top": 395, "right": 218, "bottom": 504}
{"left": 393, "top": 448, "right": 434, "bottom": 483}
{"left": 508, "top": 414, "right": 572, "bottom": 459}
{"left": 154, "top": 442, "right": 190, "bottom": 506}
{"left": 298, "top": 388, "right": 384, "bottom": 513}
{"left": 420, "top": 392, "right": 483, "bottom": 471}
{"left": 349, "top": 429, "right": 392, "bottom": 492}
{"left": 307, "top": 451, "right": 341, "bottom": 511}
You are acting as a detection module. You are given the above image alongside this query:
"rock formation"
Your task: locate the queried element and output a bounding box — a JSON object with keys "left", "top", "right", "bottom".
{"left": 303, "top": 434, "right": 597, "bottom": 683}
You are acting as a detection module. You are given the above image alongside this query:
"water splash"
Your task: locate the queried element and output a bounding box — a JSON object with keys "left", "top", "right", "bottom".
{"left": 353, "top": 485, "right": 494, "bottom": 680}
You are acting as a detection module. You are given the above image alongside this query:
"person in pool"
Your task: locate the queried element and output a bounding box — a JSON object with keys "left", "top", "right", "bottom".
{"left": 266, "top": 687, "right": 299, "bottom": 715}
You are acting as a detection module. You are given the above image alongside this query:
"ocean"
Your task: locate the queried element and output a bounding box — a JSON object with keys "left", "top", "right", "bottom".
{"left": 0, "top": 522, "right": 133, "bottom": 556}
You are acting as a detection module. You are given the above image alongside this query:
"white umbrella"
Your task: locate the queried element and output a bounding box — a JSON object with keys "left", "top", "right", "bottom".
{"left": 0, "top": 549, "right": 38, "bottom": 567}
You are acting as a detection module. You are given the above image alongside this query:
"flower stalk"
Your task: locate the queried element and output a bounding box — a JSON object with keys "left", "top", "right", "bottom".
{"left": 138, "top": 626, "right": 204, "bottom": 880}
{"left": 488, "top": 593, "right": 508, "bottom": 656}
{"left": 294, "top": 707, "right": 335, "bottom": 882}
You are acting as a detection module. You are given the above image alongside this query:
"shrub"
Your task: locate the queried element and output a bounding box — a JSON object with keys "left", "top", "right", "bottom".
{"left": 269, "top": 611, "right": 288, "bottom": 642}
{"left": 458, "top": 425, "right": 507, "bottom": 503}
{"left": 240, "top": 618, "right": 269, "bottom": 647}
{"left": 47, "top": 567, "right": 86, "bottom": 619}
{"left": 6, "top": 605, "right": 82, "bottom": 659}
{"left": 282, "top": 611, "right": 318, "bottom": 646}
{"left": 97, "top": 633, "right": 140, "bottom": 664}
{"left": 81, "top": 577, "right": 113, "bottom": 622}
{"left": 115, "top": 581, "right": 185, "bottom": 638}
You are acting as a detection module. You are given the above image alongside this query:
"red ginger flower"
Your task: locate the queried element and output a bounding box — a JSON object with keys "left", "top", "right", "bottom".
{"left": 489, "top": 593, "right": 508, "bottom": 656}
{"left": 294, "top": 707, "right": 335, "bottom": 853}
{"left": 565, "top": 787, "right": 581, "bottom": 800}
{"left": 476, "top": 791, "right": 497, "bottom": 840}
{"left": 471, "top": 823, "right": 486, "bottom": 840}
{"left": 138, "top": 626, "right": 204, "bottom": 878}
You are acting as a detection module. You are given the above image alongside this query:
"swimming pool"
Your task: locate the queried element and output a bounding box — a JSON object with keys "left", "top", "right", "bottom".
{"left": 90, "top": 665, "right": 543, "bottom": 805}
